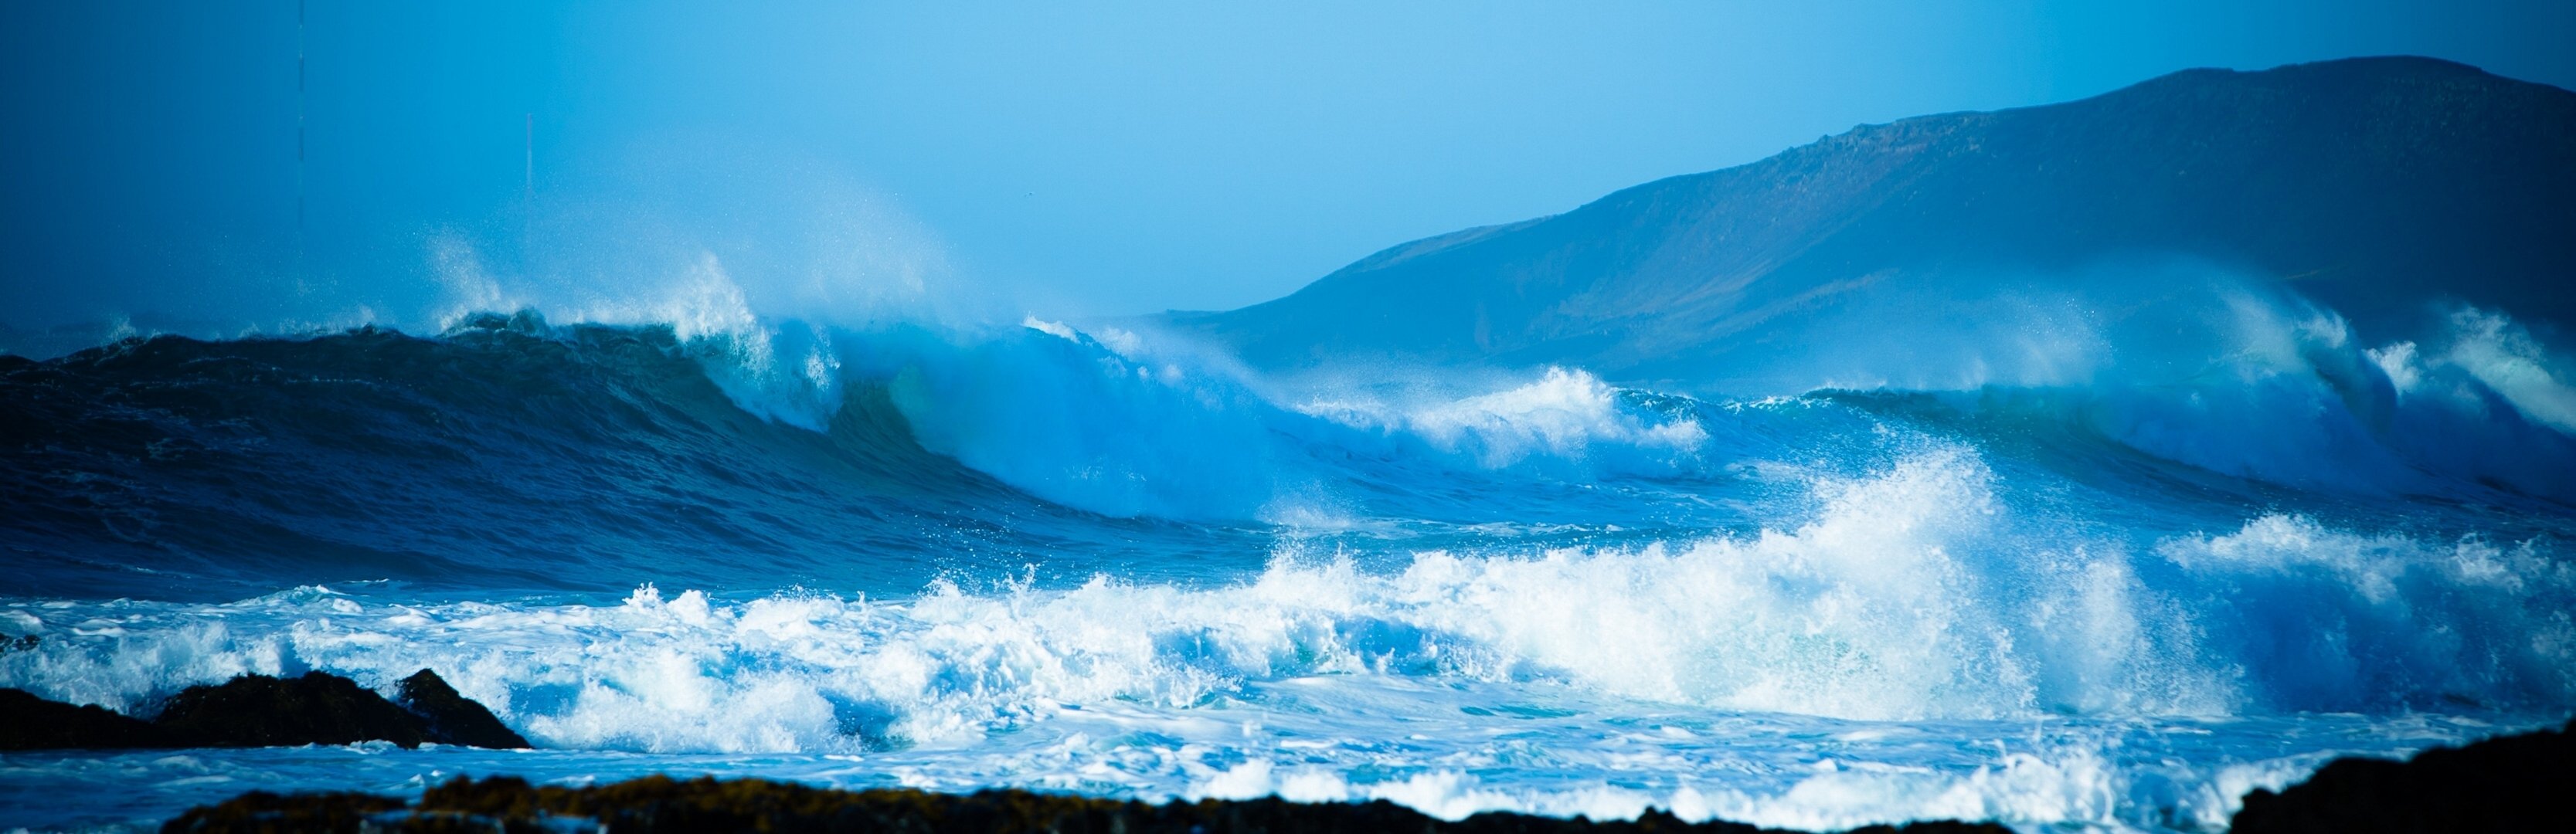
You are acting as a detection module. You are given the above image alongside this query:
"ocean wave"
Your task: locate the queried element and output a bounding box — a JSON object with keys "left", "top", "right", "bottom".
{"left": 1827, "top": 304, "right": 2576, "bottom": 505}
{"left": 8, "top": 294, "right": 2574, "bottom": 626}
{"left": 0, "top": 319, "right": 1205, "bottom": 601}
{"left": 6, "top": 450, "right": 2565, "bottom": 760}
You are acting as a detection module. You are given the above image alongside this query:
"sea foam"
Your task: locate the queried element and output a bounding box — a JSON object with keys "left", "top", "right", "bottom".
{"left": 6, "top": 451, "right": 2564, "bottom": 755}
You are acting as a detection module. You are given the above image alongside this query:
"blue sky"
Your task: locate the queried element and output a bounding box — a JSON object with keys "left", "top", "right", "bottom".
{"left": 2, "top": 1, "right": 2571, "bottom": 331}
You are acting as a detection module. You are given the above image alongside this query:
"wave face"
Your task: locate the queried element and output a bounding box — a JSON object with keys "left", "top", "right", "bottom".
{"left": 0, "top": 314, "right": 1280, "bottom": 602}
{"left": 4, "top": 290, "right": 2574, "bottom": 832}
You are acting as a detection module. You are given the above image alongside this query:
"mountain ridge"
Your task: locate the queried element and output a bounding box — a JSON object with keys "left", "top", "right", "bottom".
{"left": 1164, "top": 56, "right": 2576, "bottom": 389}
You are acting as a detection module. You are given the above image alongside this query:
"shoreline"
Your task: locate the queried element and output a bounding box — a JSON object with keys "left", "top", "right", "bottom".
{"left": 144, "top": 716, "right": 2576, "bottom": 833}
{"left": 10, "top": 673, "right": 2569, "bottom": 832}
{"left": 160, "top": 775, "right": 2008, "bottom": 834}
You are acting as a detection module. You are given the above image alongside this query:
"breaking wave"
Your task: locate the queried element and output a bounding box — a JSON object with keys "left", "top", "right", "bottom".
{"left": 3, "top": 280, "right": 2572, "bottom": 832}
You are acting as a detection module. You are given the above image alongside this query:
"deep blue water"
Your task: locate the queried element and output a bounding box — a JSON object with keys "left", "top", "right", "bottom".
{"left": 3, "top": 292, "right": 2573, "bottom": 832}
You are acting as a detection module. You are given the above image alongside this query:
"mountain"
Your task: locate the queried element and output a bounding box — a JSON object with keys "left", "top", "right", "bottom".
{"left": 1164, "top": 57, "right": 2576, "bottom": 389}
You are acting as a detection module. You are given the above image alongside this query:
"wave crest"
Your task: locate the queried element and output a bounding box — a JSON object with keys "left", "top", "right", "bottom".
{"left": 8, "top": 451, "right": 2564, "bottom": 758}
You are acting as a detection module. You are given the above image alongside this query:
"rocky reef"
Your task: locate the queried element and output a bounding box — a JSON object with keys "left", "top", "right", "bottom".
{"left": 0, "top": 669, "right": 528, "bottom": 750}
{"left": 144, "top": 717, "right": 2576, "bottom": 833}
{"left": 30, "top": 670, "right": 2569, "bottom": 832}
{"left": 2229, "top": 717, "right": 2574, "bottom": 833}
{"left": 160, "top": 774, "right": 2009, "bottom": 834}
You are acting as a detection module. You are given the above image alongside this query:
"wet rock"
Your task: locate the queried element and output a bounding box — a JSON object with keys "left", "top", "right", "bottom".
{"left": 151, "top": 671, "right": 437, "bottom": 748}
{"left": 156, "top": 790, "right": 407, "bottom": 834}
{"left": 163, "top": 773, "right": 2016, "bottom": 834}
{"left": 2231, "top": 718, "right": 2575, "bottom": 833}
{"left": 0, "top": 669, "right": 531, "bottom": 750}
{"left": 396, "top": 670, "right": 531, "bottom": 750}
{"left": 0, "top": 688, "right": 179, "bottom": 750}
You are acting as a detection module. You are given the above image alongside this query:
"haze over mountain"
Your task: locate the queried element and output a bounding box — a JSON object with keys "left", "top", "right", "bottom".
{"left": 1167, "top": 56, "right": 2575, "bottom": 391}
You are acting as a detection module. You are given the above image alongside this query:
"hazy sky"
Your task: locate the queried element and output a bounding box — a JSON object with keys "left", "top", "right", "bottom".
{"left": 3, "top": 1, "right": 2571, "bottom": 332}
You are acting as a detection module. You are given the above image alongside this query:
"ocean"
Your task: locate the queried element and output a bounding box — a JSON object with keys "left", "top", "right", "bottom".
{"left": 3, "top": 294, "right": 2571, "bottom": 832}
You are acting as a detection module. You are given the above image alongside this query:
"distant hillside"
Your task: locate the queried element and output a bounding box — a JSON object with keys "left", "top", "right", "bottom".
{"left": 1167, "top": 57, "right": 2576, "bottom": 388}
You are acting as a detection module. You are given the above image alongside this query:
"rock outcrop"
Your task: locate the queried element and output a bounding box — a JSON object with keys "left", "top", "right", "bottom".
{"left": 2230, "top": 717, "right": 2574, "bottom": 833}
{"left": 395, "top": 669, "right": 531, "bottom": 750}
{"left": 0, "top": 669, "right": 529, "bottom": 751}
{"left": 161, "top": 774, "right": 2010, "bottom": 834}
{"left": 0, "top": 687, "right": 181, "bottom": 749}
{"left": 151, "top": 671, "right": 441, "bottom": 748}
{"left": 148, "top": 717, "right": 2576, "bottom": 832}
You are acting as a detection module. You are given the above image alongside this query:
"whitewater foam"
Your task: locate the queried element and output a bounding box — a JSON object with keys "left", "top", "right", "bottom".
{"left": 1299, "top": 367, "right": 1710, "bottom": 473}
{"left": 2428, "top": 307, "right": 2576, "bottom": 432}
{"left": 8, "top": 290, "right": 2576, "bottom": 832}
{"left": 7, "top": 453, "right": 2564, "bottom": 756}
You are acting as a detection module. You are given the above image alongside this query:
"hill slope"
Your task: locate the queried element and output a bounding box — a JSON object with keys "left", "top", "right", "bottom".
{"left": 1167, "top": 57, "right": 2576, "bottom": 390}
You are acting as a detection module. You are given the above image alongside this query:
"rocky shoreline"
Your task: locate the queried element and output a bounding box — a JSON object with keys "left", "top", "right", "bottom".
{"left": 160, "top": 775, "right": 2007, "bottom": 834}
{"left": 2228, "top": 717, "right": 2572, "bottom": 833}
{"left": 7, "top": 673, "right": 2568, "bottom": 832}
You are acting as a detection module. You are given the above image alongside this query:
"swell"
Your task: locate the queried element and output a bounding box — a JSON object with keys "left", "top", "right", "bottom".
{"left": 0, "top": 315, "right": 1260, "bottom": 602}
{"left": 7, "top": 300, "right": 2574, "bottom": 605}
{"left": 4, "top": 310, "right": 2574, "bottom": 780}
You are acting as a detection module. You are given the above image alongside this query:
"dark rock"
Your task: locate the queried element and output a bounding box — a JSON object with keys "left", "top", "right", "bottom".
{"left": 0, "top": 688, "right": 180, "bottom": 750}
{"left": 396, "top": 669, "right": 531, "bottom": 749}
{"left": 0, "top": 670, "right": 532, "bottom": 751}
{"left": 150, "top": 671, "right": 436, "bottom": 748}
{"left": 163, "top": 774, "right": 2015, "bottom": 834}
{"left": 2231, "top": 718, "right": 2576, "bottom": 833}
{"left": 155, "top": 790, "right": 407, "bottom": 834}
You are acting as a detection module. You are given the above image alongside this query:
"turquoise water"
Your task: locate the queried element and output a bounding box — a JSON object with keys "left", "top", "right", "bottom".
{"left": 4, "top": 296, "right": 2572, "bottom": 831}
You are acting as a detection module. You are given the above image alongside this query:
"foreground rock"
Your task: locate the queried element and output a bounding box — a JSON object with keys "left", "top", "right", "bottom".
{"left": 162, "top": 774, "right": 2010, "bottom": 834}
{"left": 394, "top": 669, "right": 532, "bottom": 749}
{"left": 152, "top": 671, "right": 443, "bottom": 748}
{"left": 0, "top": 687, "right": 182, "bottom": 749}
{"left": 2230, "top": 717, "right": 2575, "bottom": 833}
{"left": 0, "top": 669, "right": 528, "bottom": 750}
{"left": 151, "top": 717, "right": 2576, "bottom": 832}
